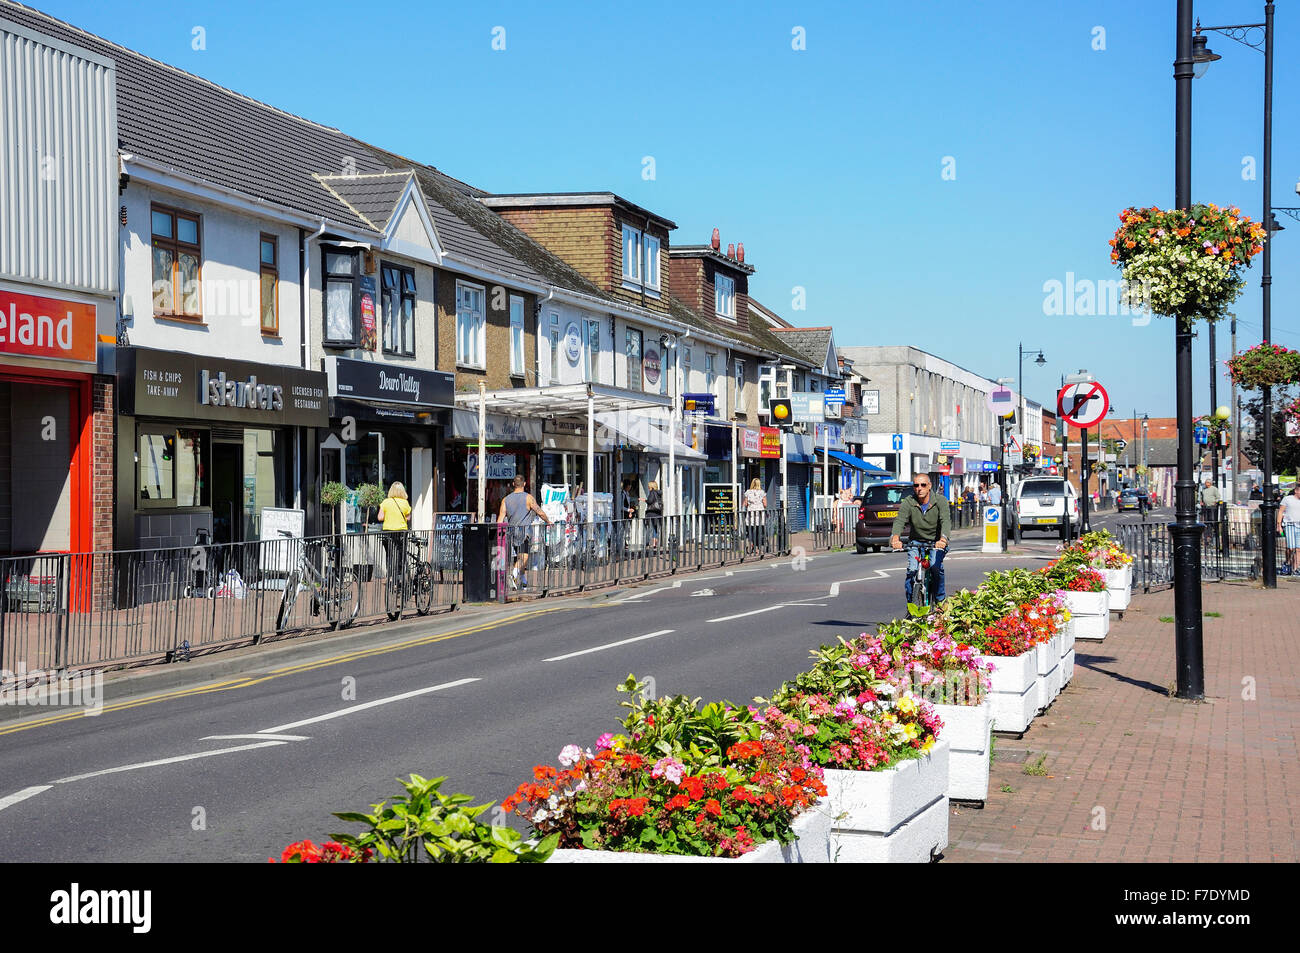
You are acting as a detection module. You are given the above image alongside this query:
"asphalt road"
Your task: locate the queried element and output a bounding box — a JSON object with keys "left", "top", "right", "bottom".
{"left": 0, "top": 520, "right": 1135, "bottom": 863}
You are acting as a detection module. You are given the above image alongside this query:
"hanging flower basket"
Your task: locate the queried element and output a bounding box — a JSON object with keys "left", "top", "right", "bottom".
{"left": 1109, "top": 204, "right": 1266, "bottom": 324}
{"left": 1226, "top": 342, "right": 1300, "bottom": 390}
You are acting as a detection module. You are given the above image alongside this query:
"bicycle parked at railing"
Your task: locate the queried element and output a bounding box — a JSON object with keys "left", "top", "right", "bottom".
{"left": 273, "top": 535, "right": 360, "bottom": 638}
{"left": 385, "top": 532, "right": 435, "bottom": 620}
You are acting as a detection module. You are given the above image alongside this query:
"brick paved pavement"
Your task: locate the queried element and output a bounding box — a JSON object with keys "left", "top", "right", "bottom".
{"left": 946, "top": 580, "right": 1300, "bottom": 863}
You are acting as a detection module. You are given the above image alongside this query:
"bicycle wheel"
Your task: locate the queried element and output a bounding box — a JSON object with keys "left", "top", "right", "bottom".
{"left": 275, "top": 571, "right": 301, "bottom": 636}
{"left": 385, "top": 566, "right": 403, "bottom": 621}
{"left": 337, "top": 569, "right": 361, "bottom": 628}
{"left": 414, "top": 563, "right": 434, "bottom": 615}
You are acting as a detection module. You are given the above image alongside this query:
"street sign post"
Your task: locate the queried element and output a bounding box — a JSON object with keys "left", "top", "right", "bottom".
{"left": 891, "top": 433, "right": 903, "bottom": 451}
{"left": 982, "top": 504, "right": 1003, "bottom": 553}
{"left": 1057, "top": 381, "right": 1109, "bottom": 429}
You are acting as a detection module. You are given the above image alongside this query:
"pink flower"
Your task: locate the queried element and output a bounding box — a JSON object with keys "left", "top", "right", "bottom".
{"left": 651, "top": 756, "right": 684, "bottom": 785}
{"left": 558, "top": 744, "right": 584, "bottom": 767}
{"left": 595, "top": 733, "right": 615, "bottom": 750}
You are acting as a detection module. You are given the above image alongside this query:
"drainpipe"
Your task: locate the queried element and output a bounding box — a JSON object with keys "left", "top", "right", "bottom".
{"left": 301, "top": 218, "right": 327, "bottom": 370}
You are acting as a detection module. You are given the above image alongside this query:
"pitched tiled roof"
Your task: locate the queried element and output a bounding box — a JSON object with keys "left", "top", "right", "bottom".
{"left": 315, "top": 171, "right": 414, "bottom": 232}
{"left": 770, "top": 327, "right": 834, "bottom": 367}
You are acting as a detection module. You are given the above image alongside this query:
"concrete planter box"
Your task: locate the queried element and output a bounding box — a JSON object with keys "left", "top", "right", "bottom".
{"left": 933, "top": 701, "right": 992, "bottom": 802}
{"left": 1034, "top": 637, "right": 1060, "bottom": 711}
{"left": 1064, "top": 589, "right": 1110, "bottom": 641}
{"left": 819, "top": 740, "right": 950, "bottom": 863}
{"left": 1059, "top": 623, "right": 1075, "bottom": 685}
{"left": 1103, "top": 566, "right": 1132, "bottom": 611}
{"left": 548, "top": 807, "right": 831, "bottom": 863}
{"left": 975, "top": 649, "right": 1038, "bottom": 734}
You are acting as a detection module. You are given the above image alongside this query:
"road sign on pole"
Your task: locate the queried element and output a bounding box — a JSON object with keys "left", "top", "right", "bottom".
{"left": 891, "top": 433, "right": 903, "bottom": 451}
{"left": 1057, "top": 381, "right": 1109, "bottom": 429}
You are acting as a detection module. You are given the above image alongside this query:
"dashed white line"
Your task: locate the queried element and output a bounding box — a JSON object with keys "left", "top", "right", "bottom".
{"left": 51, "top": 741, "right": 289, "bottom": 785}
{"left": 257, "top": 678, "right": 480, "bottom": 735}
{"left": 0, "top": 785, "right": 52, "bottom": 812}
{"left": 544, "top": 630, "right": 676, "bottom": 662}
{"left": 201, "top": 733, "right": 309, "bottom": 742}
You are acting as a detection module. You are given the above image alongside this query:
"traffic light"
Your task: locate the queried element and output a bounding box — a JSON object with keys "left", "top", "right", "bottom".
{"left": 769, "top": 398, "right": 793, "bottom": 428}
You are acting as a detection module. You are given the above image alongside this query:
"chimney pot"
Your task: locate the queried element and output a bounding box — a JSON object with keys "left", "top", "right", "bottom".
{"left": 711, "top": 228, "right": 720, "bottom": 251}
{"left": 726, "top": 243, "right": 735, "bottom": 259}
{"left": 737, "top": 242, "right": 745, "bottom": 262}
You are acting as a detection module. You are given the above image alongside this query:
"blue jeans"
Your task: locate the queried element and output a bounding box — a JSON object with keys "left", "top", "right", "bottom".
{"left": 904, "top": 543, "right": 946, "bottom": 604}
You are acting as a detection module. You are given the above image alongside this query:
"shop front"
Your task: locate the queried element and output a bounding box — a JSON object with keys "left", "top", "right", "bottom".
{"left": 542, "top": 419, "right": 614, "bottom": 499}
{"left": 115, "top": 347, "right": 330, "bottom": 551}
{"left": 447, "top": 410, "right": 542, "bottom": 519}
{"left": 322, "top": 358, "right": 453, "bottom": 533}
{"left": 0, "top": 284, "right": 105, "bottom": 556}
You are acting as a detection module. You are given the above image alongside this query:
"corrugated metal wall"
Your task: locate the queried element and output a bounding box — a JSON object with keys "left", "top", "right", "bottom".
{"left": 0, "top": 19, "right": 117, "bottom": 295}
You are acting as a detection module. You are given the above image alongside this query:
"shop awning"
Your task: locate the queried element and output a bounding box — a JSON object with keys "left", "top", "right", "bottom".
{"left": 594, "top": 411, "right": 707, "bottom": 461}
{"left": 816, "top": 447, "right": 888, "bottom": 472}
{"left": 453, "top": 383, "right": 670, "bottom": 418}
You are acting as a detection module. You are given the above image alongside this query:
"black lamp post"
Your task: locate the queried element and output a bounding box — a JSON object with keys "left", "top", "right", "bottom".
{"left": 1194, "top": 2, "right": 1277, "bottom": 586}
{"left": 1173, "top": 0, "right": 1206, "bottom": 700}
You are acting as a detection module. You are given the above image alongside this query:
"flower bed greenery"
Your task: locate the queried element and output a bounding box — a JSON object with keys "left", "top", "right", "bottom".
{"left": 274, "top": 532, "right": 1130, "bottom": 861}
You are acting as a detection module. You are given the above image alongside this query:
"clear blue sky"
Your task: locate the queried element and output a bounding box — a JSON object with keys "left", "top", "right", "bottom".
{"left": 32, "top": 0, "right": 1300, "bottom": 418}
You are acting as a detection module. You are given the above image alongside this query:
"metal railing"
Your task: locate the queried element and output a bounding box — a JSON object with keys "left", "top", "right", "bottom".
{"left": 810, "top": 505, "right": 856, "bottom": 551}
{"left": 506, "top": 509, "right": 791, "bottom": 597}
{"left": 0, "top": 529, "right": 462, "bottom": 682}
{"left": 0, "top": 509, "right": 804, "bottom": 683}
{"left": 1114, "top": 504, "right": 1279, "bottom": 592}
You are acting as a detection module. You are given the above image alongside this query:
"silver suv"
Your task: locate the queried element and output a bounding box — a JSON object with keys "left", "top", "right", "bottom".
{"left": 1012, "top": 477, "right": 1080, "bottom": 540}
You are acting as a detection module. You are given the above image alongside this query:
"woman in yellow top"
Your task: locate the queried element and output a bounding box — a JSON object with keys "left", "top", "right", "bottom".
{"left": 378, "top": 483, "right": 411, "bottom": 582}
{"left": 378, "top": 482, "right": 411, "bottom": 529}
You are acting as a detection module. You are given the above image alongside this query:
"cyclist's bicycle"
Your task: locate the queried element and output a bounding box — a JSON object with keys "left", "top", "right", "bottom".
{"left": 273, "top": 535, "right": 361, "bottom": 638}
{"left": 385, "top": 532, "right": 435, "bottom": 621}
{"left": 902, "top": 539, "right": 940, "bottom": 613}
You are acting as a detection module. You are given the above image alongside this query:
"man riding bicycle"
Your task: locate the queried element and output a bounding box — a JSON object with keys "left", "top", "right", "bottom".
{"left": 889, "top": 474, "right": 951, "bottom": 607}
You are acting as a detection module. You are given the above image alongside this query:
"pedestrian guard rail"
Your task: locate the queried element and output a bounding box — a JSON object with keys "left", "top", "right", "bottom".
{"left": 0, "top": 510, "right": 794, "bottom": 684}
{"left": 1114, "top": 503, "right": 1282, "bottom": 592}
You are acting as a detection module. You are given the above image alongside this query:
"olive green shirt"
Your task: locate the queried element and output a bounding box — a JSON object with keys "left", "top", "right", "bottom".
{"left": 891, "top": 494, "right": 951, "bottom": 542}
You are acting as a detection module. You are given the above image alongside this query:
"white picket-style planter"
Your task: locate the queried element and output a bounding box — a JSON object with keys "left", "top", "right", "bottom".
{"left": 1064, "top": 589, "right": 1110, "bottom": 641}
{"left": 933, "top": 701, "right": 992, "bottom": 802}
{"left": 1034, "top": 635, "right": 1060, "bottom": 712}
{"left": 1103, "top": 566, "right": 1132, "bottom": 611}
{"left": 975, "top": 648, "right": 1038, "bottom": 734}
{"left": 819, "top": 740, "right": 950, "bottom": 863}
{"left": 547, "top": 807, "right": 831, "bottom": 863}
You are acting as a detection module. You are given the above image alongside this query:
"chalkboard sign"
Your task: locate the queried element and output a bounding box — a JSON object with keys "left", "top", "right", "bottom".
{"left": 433, "top": 512, "right": 472, "bottom": 570}
{"left": 704, "top": 483, "right": 737, "bottom": 515}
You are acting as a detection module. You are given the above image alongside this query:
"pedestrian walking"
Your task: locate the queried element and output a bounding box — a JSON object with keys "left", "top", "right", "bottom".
{"left": 1199, "top": 479, "right": 1222, "bottom": 521}
{"left": 744, "top": 478, "right": 768, "bottom": 552}
{"left": 988, "top": 482, "right": 1002, "bottom": 506}
{"left": 644, "top": 480, "right": 663, "bottom": 549}
{"left": 378, "top": 482, "right": 411, "bottom": 584}
{"left": 498, "top": 474, "right": 552, "bottom": 590}
{"left": 1277, "top": 484, "right": 1300, "bottom": 577}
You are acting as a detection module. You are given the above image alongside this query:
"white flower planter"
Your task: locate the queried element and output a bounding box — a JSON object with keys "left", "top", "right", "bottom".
{"left": 1059, "top": 623, "right": 1075, "bottom": 685}
{"left": 1064, "top": 589, "right": 1110, "bottom": 641}
{"left": 547, "top": 807, "right": 831, "bottom": 863}
{"left": 1103, "top": 566, "right": 1132, "bottom": 611}
{"left": 1034, "top": 636, "right": 1060, "bottom": 712}
{"left": 975, "top": 648, "right": 1037, "bottom": 734}
{"left": 819, "top": 739, "right": 950, "bottom": 863}
{"left": 933, "top": 701, "right": 991, "bottom": 802}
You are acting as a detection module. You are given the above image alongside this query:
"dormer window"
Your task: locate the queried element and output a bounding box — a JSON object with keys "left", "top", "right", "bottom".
{"left": 622, "top": 225, "right": 661, "bottom": 297}
{"left": 715, "top": 273, "right": 735, "bottom": 319}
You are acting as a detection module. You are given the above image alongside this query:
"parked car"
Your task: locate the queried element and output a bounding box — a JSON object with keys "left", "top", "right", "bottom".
{"left": 855, "top": 482, "right": 913, "bottom": 553}
{"left": 1117, "top": 487, "right": 1148, "bottom": 513}
{"left": 1011, "top": 477, "right": 1080, "bottom": 540}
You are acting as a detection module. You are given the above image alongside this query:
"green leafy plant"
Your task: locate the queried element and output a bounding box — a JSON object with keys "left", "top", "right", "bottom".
{"left": 355, "top": 482, "right": 387, "bottom": 525}
{"left": 1204, "top": 611, "right": 1222, "bottom": 618}
{"left": 1159, "top": 615, "right": 1174, "bottom": 623}
{"left": 320, "top": 481, "right": 349, "bottom": 507}
{"left": 330, "top": 773, "right": 557, "bottom": 863}
{"left": 1000, "top": 784, "right": 1015, "bottom": 794}
{"left": 1226, "top": 342, "right": 1300, "bottom": 391}
{"left": 1022, "top": 753, "right": 1048, "bottom": 777}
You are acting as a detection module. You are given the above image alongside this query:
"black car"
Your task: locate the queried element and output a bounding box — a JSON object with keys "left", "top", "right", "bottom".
{"left": 854, "top": 482, "right": 912, "bottom": 553}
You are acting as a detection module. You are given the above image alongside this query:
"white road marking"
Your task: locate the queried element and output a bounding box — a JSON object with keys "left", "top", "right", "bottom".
{"left": 543, "top": 630, "right": 675, "bottom": 662}
{"left": 615, "top": 580, "right": 683, "bottom": 603}
{"left": 691, "top": 588, "right": 715, "bottom": 597}
{"left": 51, "top": 741, "right": 288, "bottom": 785}
{"left": 258, "top": 678, "right": 479, "bottom": 735}
{"left": 0, "top": 785, "right": 52, "bottom": 812}
{"left": 706, "top": 602, "right": 825, "bottom": 622}
{"left": 200, "top": 733, "right": 309, "bottom": 742}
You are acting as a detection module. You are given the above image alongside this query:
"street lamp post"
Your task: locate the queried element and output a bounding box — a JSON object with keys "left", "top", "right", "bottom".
{"left": 1173, "top": 0, "right": 1206, "bottom": 700}
{"left": 1194, "top": 1, "right": 1277, "bottom": 587}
